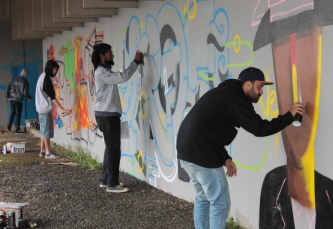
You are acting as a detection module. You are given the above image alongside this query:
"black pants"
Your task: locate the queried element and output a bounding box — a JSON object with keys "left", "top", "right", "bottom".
{"left": 96, "top": 116, "right": 121, "bottom": 187}
{"left": 7, "top": 100, "right": 23, "bottom": 131}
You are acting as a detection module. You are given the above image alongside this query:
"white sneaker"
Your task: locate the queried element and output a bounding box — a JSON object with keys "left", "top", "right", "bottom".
{"left": 45, "top": 153, "right": 59, "bottom": 159}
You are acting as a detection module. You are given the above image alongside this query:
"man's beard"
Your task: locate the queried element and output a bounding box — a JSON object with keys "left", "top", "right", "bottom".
{"left": 248, "top": 88, "right": 261, "bottom": 103}
{"left": 105, "top": 60, "right": 114, "bottom": 66}
{"left": 251, "top": 95, "right": 260, "bottom": 103}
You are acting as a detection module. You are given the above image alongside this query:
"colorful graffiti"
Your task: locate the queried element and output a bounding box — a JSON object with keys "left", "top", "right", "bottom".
{"left": 48, "top": 27, "right": 104, "bottom": 143}
{"left": 46, "top": 0, "right": 333, "bottom": 228}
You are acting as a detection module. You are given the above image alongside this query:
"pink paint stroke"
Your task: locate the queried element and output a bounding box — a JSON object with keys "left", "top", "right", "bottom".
{"left": 305, "top": 209, "right": 316, "bottom": 229}
{"left": 268, "top": 0, "right": 286, "bottom": 9}
{"left": 276, "top": 178, "right": 287, "bottom": 229}
{"left": 270, "top": 2, "right": 314, "bottom": 22}
{"left": 327, "top": 190, "right": 331, "bottom": 205}
{"left": 291, "top": 198, "right": 303, "bottom": 217}
{"left": 251, "top": 1, "right": 314, "bottom": 27}
{"left": 291, "top": 198, "right": 317, "bottom": 229}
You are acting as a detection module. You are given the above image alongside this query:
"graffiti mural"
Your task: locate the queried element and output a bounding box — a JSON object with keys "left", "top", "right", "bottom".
{"left": 47, "top": 27, "right": 105, "bottom": 144}
{"left": 254, "top": 0, "right": 333, "bottom": 228}
{"left": 116, "top": 0, "right": 248, "bottom": 189}
{"left": 43, "top": 0, "right": 333, "bottom": 228}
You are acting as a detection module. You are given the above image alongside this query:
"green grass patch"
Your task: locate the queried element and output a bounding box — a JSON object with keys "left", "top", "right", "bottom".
{"left": 226, "top": 217, "right": 241, "bottom": 229}
{"left": 0, "top": 156, "right": 17, "bottom": 165}
{"left": 51, "top": 143, "right": 102, "bottom": 171}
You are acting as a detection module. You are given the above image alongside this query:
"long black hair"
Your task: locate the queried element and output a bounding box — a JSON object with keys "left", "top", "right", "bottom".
{"left": 91, "top": 43, "right": 111, "bottom": 71}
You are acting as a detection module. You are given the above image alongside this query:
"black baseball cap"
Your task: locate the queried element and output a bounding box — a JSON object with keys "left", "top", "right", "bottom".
{"left": 238, "top": 67, "right": 274, "bottom": 85}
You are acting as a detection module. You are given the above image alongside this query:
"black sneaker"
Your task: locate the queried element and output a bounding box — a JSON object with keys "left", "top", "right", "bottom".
{"left": 15, "top": 130, "right": 24, "bottom": 134}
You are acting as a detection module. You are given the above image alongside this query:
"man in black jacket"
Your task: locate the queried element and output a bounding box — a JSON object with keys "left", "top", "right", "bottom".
{"left": 176, "top": 67, "right": 305, "bottom": 229}
{"left": 5, "top": 68, "right": 32, "bottom": 134}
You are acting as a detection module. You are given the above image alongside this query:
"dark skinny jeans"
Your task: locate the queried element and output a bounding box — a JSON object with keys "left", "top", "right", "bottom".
{"left": 96, "top": 116, "right": 121, "bottom": 187}
{"left": 7, "top": 100, "right": 23, "bottom": 131}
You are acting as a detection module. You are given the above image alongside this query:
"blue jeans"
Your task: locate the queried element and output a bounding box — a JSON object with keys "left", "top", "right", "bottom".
{"left": 180, "top": 160, "right": 231, "bottom": 229}
{"left": 39, "top": 112, "right": 54, "bottom": 139}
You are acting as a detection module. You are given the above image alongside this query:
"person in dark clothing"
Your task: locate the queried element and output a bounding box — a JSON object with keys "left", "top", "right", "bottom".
{"left": 5, "top": 68, "right": 32, "bottom": 133}
{"left": 176, "top": 67, "right": 305, "bottom": 229}
{"left": 35, "top": 60, "right": 71, "bottom": 158}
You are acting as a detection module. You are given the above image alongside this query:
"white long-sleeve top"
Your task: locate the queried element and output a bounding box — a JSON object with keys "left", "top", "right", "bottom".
{"left": 35, "top": 72, "right": 55, "bottom": 113}
{"left": 94, "top": 61, "right": 138, "bottom": 116}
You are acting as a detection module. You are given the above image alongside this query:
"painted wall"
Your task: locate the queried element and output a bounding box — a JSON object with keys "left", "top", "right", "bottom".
{"left": 43, "top": 1, "right": 333, "bottom": 228}
{"left": 0, "top": 20, "right": 43, "bottom": 128}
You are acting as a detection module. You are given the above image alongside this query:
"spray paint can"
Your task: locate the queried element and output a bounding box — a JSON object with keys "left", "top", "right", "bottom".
{"left": 2, "top": 145, "right": 6, "bottom": 154}
{"left": 7, "top": 210, "right": 15, "bottom": 229}
{"left": 0, "top": 214, "right": 5, "bottom": 228}
{"left": 0, "top": 210, "right": 6, "bottom": 226}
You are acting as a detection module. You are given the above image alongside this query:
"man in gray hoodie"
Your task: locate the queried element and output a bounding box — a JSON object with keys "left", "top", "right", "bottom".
{"left": 91, "top": 43, "right": 143, "bottom": 193}
{"left": 5, "top": 68, "right": 32, "bottom": 134}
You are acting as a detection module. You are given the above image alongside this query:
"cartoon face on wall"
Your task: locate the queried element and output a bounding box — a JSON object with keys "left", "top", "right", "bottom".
{"left": 272, "top": 27, "right": 320, "bottom": 207}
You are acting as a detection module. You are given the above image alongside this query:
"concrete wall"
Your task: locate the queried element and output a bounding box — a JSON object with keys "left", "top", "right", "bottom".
{"left": 43, "top": 1, "right": 333, "bottom": 228}
{"left": 0, "top": 20, "right": 43, "bottom": 128}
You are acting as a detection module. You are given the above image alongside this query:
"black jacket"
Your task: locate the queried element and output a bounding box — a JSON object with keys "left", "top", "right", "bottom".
{"left": 6, "top": 76, "right": 32, "bottom": 102}
{"left": 176, "top": 79, "right": 294, "bottom": 168}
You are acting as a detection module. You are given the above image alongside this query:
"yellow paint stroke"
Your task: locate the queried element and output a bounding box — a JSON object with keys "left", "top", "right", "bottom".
{"left": 261, "top": 68, "right": 280, "bottom": 154}
{"left": 233, "top": 35, "right": 241, "bottom": 53}
{"left": 259, "top": 68, "right": 279, "bottom": 118}
{"left": 137, "top": 150, "right": 145, "bottom": 173}
{"left": 159, "top": 114, "right": 166, "bottom": 134}
{"left": 140, "top": 90, "right": 148, "bottom": 119}
{"left": 301, "top": 32, "right": 321, "bottom": 209}
{"left": 292, "top": 64, "right": 299, "bottom": 102}
{"left": 74, "top": 120, "right": 78, "bottom": 131}
{"left": 120, "top": 97, "right": 124, "bottom": 107}
{"left": 187, "top": 0, "right": 197, "bottom": 20}
{"left": 139, "top": 21, "right": 144, "bottom": 31}
{"left": 59, "top": 45, "right": 68, "bottom": 55}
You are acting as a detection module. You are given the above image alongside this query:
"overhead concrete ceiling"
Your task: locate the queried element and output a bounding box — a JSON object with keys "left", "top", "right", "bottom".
{"left": 2, "top": 0, "right": 160, "bottom": 40}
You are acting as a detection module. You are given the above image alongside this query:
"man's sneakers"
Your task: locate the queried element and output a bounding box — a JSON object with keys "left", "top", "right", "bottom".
{"left": 15, "top": 130, "right": 24, "bottom": 134}
{"left": 6, "top": 128, "right": 10, "bottom": 132}
{"left": 45, "top": 153, "right": 59, "bottom": 159}
{"left": 106, "top": 185, "right": 129, "bottom": 193}
{"left": 99, "top": 182, "right": 107, "bottom": 188}
{"left": 100, "top": 181, "right": 124, "bottom": 188}
{"left": 39, "top": 152, "right": 46, "bottom": 157}
{"left": 100, "top": 180, "right": 128, "bottom": 193}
